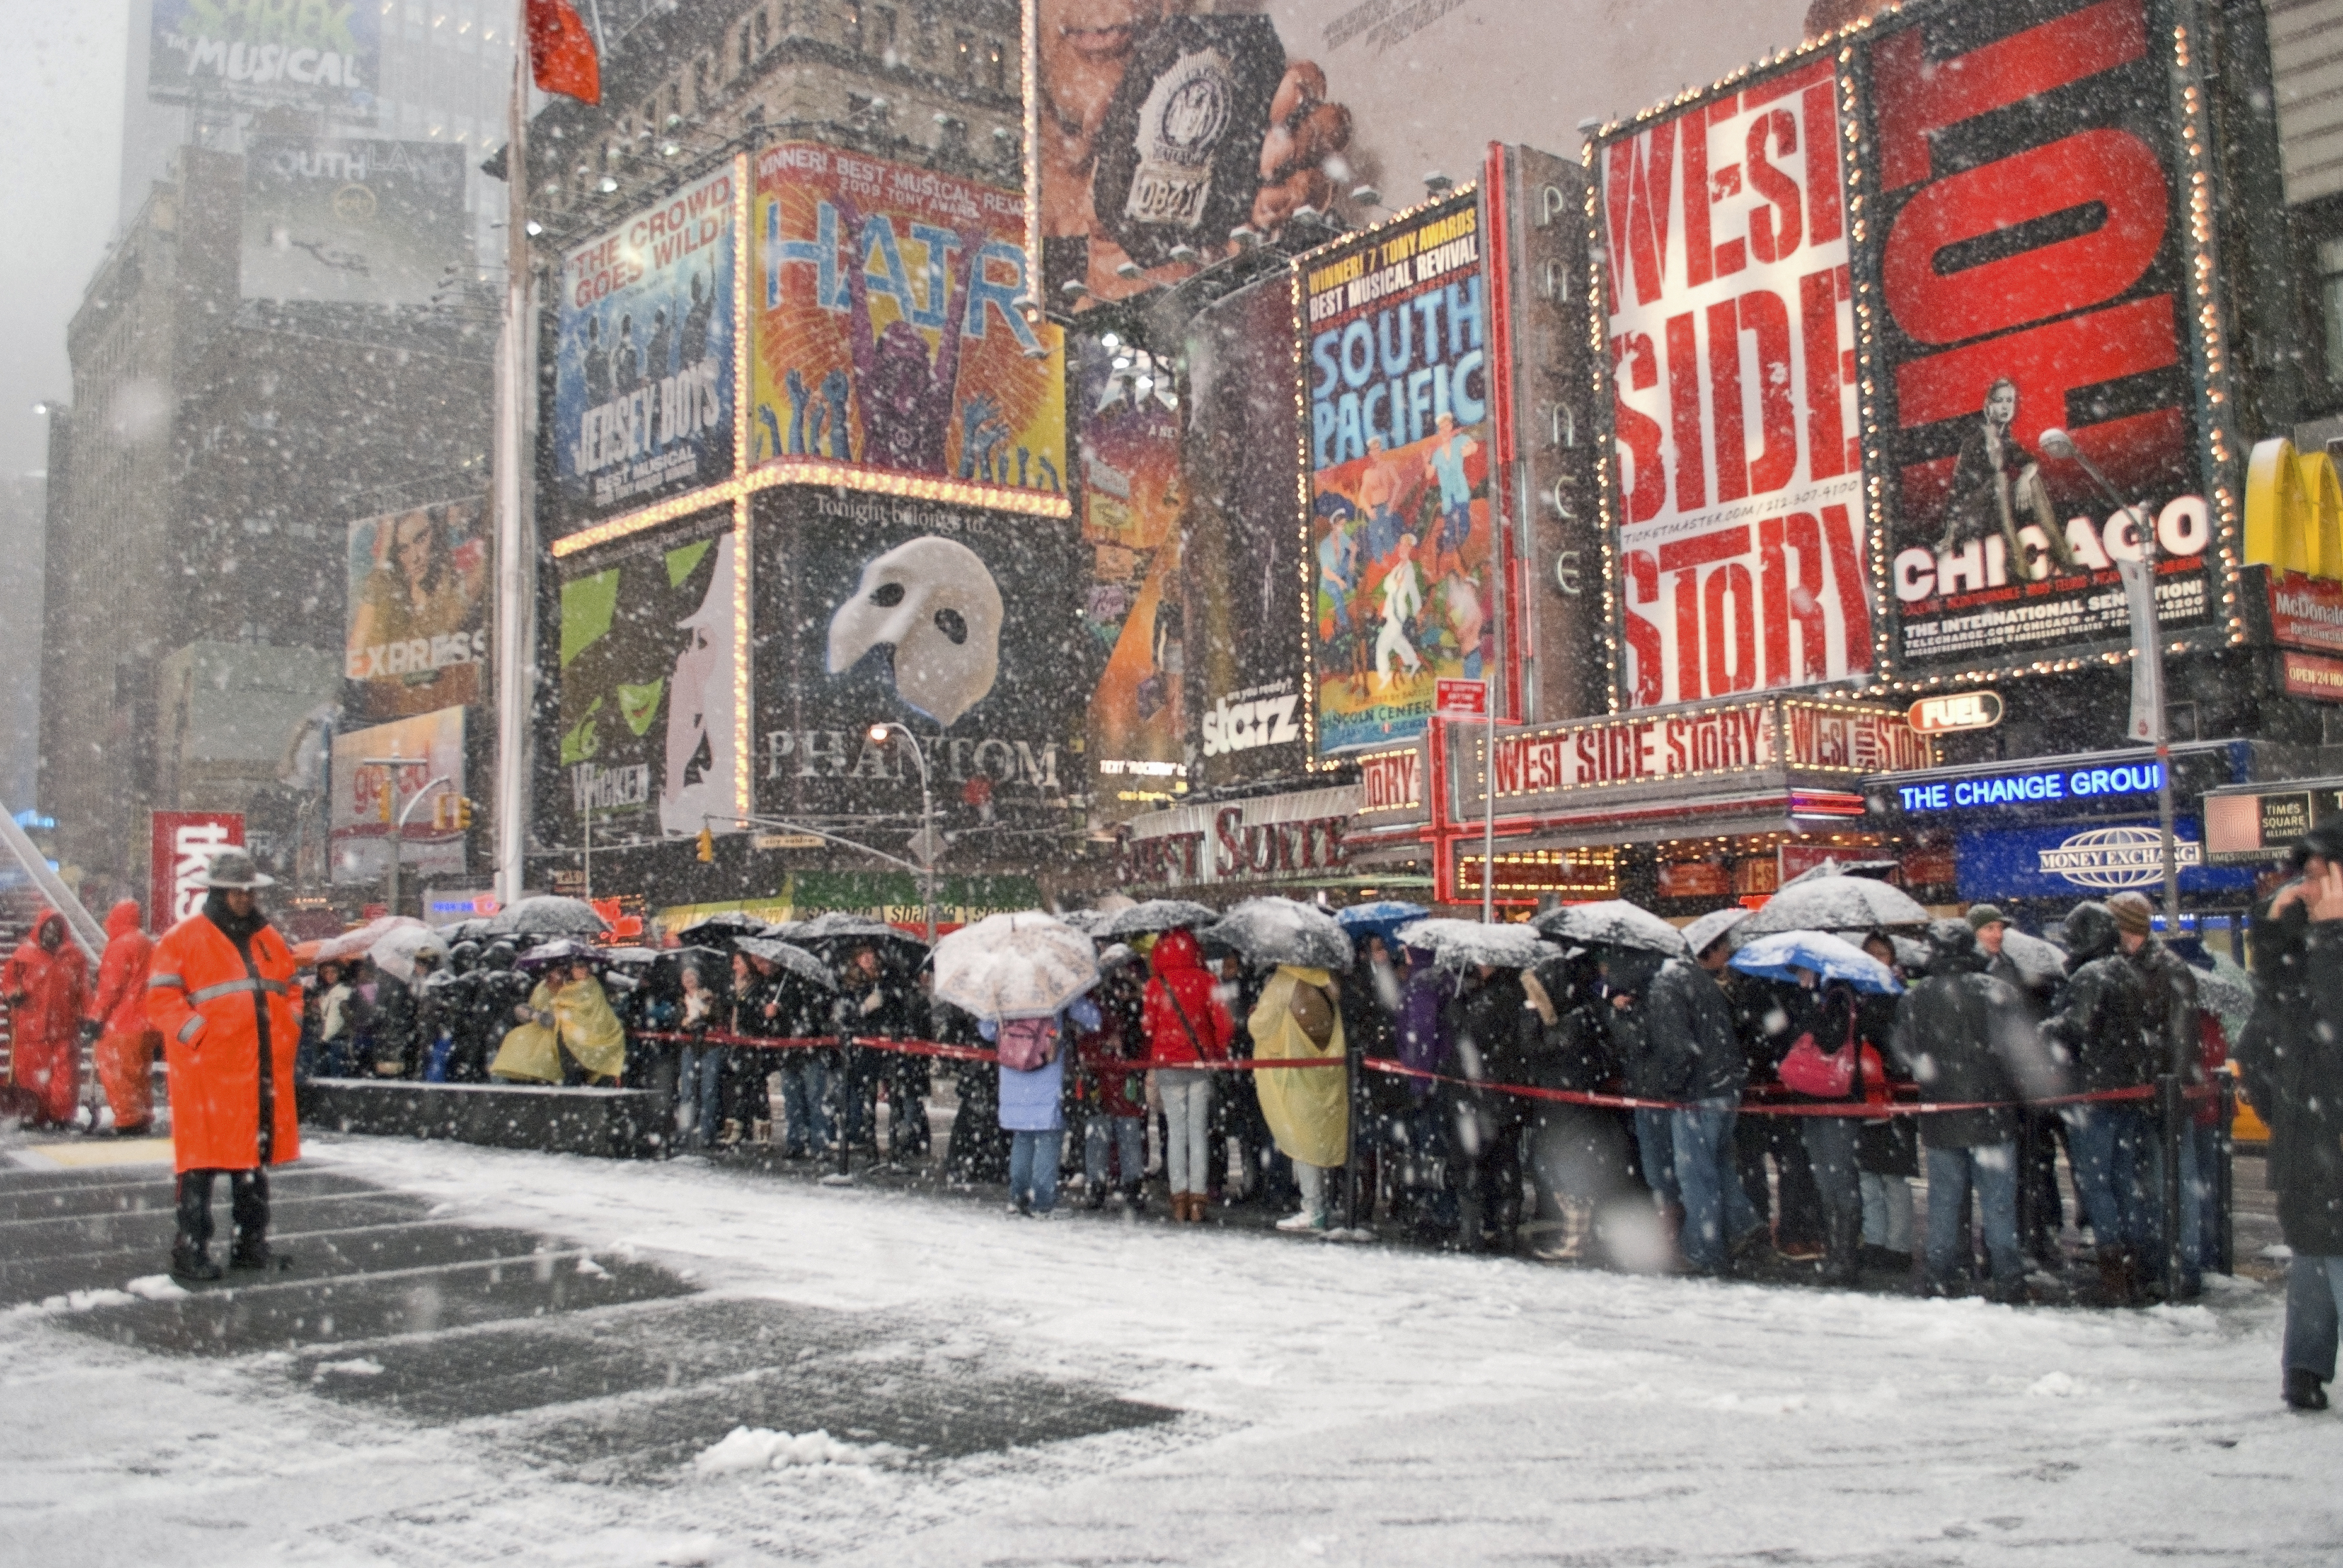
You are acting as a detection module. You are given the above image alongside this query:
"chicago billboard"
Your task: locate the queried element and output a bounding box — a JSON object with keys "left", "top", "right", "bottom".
{"left": 554, "top": 162, "right": 739, "bottom": 523}
{"left": 752, "top": 143, "right": 1064, "bottom": 499}
{"left": 344, "top": 497, "right": 489, "bottom": 721}
{"left": 1302, "top": 189, "right": 1496, "bottom": 753}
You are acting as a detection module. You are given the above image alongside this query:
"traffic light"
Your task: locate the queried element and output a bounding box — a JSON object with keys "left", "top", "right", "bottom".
{"left": 696, "top": 826, "right": 715, "bottom": 862}
{"left": 456, "top": 797, "right": 474, "bottom": 831}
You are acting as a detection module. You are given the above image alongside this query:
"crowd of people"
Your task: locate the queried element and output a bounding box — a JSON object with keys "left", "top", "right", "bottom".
{"left": 10, "top": 832, "right": 2343, "bottom": 1413}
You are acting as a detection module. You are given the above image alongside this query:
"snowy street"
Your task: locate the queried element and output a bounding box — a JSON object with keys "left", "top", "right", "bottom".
{"left": 2, "top": 1133, "right": 2338, "bottom": 1567}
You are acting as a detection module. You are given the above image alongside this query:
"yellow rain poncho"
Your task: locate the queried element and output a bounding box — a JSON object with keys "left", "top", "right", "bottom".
{"left": 1248, "top": 965, "right": 1348, "bottom": 1169}
{"left": 491, "top": 975, "right": 628, "bottom": 1083}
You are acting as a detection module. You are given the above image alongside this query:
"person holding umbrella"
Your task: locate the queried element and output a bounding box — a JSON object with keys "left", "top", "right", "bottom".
{"left": 1143, "top": 925, "right": 1236, "bottom": 1223}
{"left": 491, "top": 945, "right": 627, "bottom": 1086}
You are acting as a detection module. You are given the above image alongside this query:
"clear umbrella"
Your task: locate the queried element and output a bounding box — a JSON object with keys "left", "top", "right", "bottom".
{"left": 733, "top": 936, "right": 842, "bottom": 991}
{"left": 932, "top": 911, "right": 1101, "bottom": 1022}
{"left": 1205, "top": 898, "right": 1352, "bottom": 970}
{"left": 1739, "top": 864, "right": 1931, "bottom": 935}
{"left": 369, "top": 924, "right": 451, "bottom": 985}
{"left": 1532, "top": 900, "right": 1688, "bottom": 955}
{"left": 1395, "top": 918, "right": 1558, "bottom": 972}
{"left": 484, "top": 895, "right": 610, "bottom": 938}
{"left": 1103, "top": 898, "right": 1219, "bottom": 938}
{"left": 305, "top": 915, "right": 422, "bottom": 965}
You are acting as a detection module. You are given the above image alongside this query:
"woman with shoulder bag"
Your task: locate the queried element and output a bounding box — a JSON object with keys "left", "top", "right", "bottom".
{"left": 1142, "top": 928, "right": 1235, "bottom": 1221}
{"left": 1778, "top": 970, "right": 1887, "bottom": 1287}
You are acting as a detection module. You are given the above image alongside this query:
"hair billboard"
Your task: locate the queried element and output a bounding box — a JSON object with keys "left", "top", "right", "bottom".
{"left": 752, "top": 143, "right": 1064, "bottom": 500}
{"left": 344, "top": 497, "right": 488, "bottom": 721}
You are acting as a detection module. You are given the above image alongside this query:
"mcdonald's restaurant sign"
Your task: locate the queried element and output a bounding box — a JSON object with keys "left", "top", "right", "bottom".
{"left": 2245, "top": 438, "right": 2343, "bottom": 581}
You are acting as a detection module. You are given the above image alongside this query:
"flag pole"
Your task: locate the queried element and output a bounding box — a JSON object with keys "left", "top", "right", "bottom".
{"left": 492, "top": 16, "right": 534, "bottom": 905}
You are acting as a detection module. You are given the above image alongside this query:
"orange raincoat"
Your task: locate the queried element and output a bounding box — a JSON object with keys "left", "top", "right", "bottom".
{"left": 146, "top": 905, "right": 302, "bottom": 1174}
{"left": 3, "top": 910, "right": 87, "bottom": 1125}
{"left": 88, "top": 900, "right": 159, "bottom": 1129}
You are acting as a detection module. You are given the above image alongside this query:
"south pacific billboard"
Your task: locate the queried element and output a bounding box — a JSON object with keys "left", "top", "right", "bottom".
{"left": 554, "top": 163, "right": 738, "bottom": 523}
{"left": 1303, "top": 189, "right": 1496, "bottom": 753}
{"left": 1596, "top": 53, "right": 1871, "bottom": 710}
{"left": 752, "top": 143, "right": 1064, "bottom": 497}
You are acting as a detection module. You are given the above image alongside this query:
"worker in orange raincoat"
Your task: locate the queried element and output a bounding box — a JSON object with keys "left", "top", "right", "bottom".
{"left": 146, "top": 849, "right": 301, "bottom": 1281}
{"left": 87, "top": 899, "right": 159, "bottom": 1135}
{"left": 3, "top": 909, "right": 88, "bottom": 1129}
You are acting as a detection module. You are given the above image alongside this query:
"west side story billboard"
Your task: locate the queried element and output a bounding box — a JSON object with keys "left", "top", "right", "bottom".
{"left": 554, "top": 163, "right": 738, "bottom": 523}
{"left": 1591, "top": 0, "right": 2232, "bottom": 699}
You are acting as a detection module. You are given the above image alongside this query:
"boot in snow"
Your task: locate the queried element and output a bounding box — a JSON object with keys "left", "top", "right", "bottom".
{"left": 170, "top": 1244, "right": 222, "bottom": 1283}
{"left": 2283, "top": 1368, "right": 2329, "bottom": 1411}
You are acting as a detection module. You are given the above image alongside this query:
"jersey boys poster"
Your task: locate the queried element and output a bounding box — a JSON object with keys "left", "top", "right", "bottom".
{"left": 1303, "top": 191, "right": 1495, "bottom": 754}
{"left": 752, "top": 143, "right": 1064, "bottom": 498}
{"left": 554, "top": 163, "right": 738, "bottom": 523}
{"left": 1597, "top": 55, "right": 1871, "bottom": 710}
{"left": 1860, "top": 0, "right": 2216, "bottom": 670}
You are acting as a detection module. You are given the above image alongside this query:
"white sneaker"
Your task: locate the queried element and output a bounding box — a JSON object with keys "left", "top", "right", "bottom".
{"left": 1276, "top": 1210, "right": 1326, "bottom": 1233}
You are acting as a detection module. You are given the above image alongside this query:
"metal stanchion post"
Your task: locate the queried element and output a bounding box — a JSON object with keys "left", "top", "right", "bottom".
{"left": 833, "top": 1033, "right": 855, "bottom": 1183}
{"left": 2158, "top": 1073, "right": 2184, "bottom": 1295}
{"left": 1344, "top": 1045, "right": 1362, "bottom": 1233}
{"left": 2217, "top": 1074, "right": 2236, "bottom": 1276}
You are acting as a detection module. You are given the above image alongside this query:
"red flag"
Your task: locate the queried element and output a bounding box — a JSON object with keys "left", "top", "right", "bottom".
{"left": 526, "top": 0, "right": 601, "bottom": 105}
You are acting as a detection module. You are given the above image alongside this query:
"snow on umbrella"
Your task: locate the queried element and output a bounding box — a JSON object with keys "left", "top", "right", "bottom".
{"left": 485, "top": 895, "right": 610, "bottom": 938}
{"left": 1679, "top": 906, "right": 1752, "bottom": 960}
{"left": 678, "top": 912, "right": 779, "bottom": 946}
{"left": 305, "top": 915, "right": 421, "bottom": 965}
{"left": 1738, "top": 864, "right": 1931, "bottom": 935}
{"left": 1103, "top": 899, "right": 1219, "bottom": 938}
{"left": 1395, "top": 918, "right": 1558, "bottom": 972}
{"left": 1205, "top": 898, "right": 1351, "bottom": 970}
{"left": 369, "top": 924, "right": 451, "bottom": 985}
{"left": 515, "top": 937, "right": 611, "bottom": 972}
{"left": 1057, "top": 909, "right": 1113, "bottom": 936}
{"left": 790, "top": 910, "right": 929, "bottom": 962}
{"left": 1729, "top": 930, "right": 1904, "bottom": 995}
{"left": 1334, "top": 901, "right": 1429, "bottom": 950}
{"left": 1532, "top": 900, "right": 1688, "bottom": 956}
{"left": 1997, "top": 928, "right": 2068, "bottom": 987}
{"left": 932, "top": 911, "right": 1100, "bottom": 1022}
{"left": 733, "top": 936, "right": 842, "bottom": 991}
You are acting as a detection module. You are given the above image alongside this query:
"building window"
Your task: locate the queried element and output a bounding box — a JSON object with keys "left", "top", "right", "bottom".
{"left": 987, "top": 38, "right": 1006, "bottom": 93}
{"left": 2324, "top": 238, "right": 2343, "bottom": 391}
{"left": 668, "top": 82, "right": 683, "bottom": 121}
{"left": 845, "top": 4, "right": 863, "bottom": 53}
{"left": 755, "top": 8, "right": 770, "bottom": 54}
{"left": 954, "top": 29, "right": 974, "bottom": 80}
{"left": 874, "top": 6, "right": 896, "bottom": 55}
{"left": 694, "top": 57, "right": 710, "bottom": 104}
{"left": 740, "top": 25, "right": 753, "bottom": 73}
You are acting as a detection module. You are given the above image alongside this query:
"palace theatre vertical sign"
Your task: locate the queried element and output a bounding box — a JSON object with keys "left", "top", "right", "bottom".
{"left": 1593, "top": 0, "right": 2233, "bottom": 701}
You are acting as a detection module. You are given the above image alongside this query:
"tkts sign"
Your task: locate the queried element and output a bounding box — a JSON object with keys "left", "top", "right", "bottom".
{"left": 1593, "top": 0, "right": 2232, "bottom": 700}
{"left": 1599, "top": 55, "right": 1870, "bottom": 709}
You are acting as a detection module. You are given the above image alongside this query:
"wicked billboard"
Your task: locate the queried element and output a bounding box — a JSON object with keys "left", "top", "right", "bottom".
{"left": 555, "top": 506, "right": 739, "bottom": 846}
{"left": 1302, "top": 189, "right": 1495, "bottom": 753}
{"left": 554, "top": 162, "right": 739, "bottom": 524}
{"left": 750, "top": 489, "right": 1085, "bottom": 846}
{"left": 752, "top": 143, "right": 1065, "bottom": 500}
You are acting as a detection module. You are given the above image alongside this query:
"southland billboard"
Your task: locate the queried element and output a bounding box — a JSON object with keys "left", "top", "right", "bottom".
{"left": 242, "top": 136, "right": 470, "bottom": 307}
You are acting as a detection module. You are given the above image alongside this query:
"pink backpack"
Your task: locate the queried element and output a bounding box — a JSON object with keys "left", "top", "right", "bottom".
{"left": 996, "top": 1015, "right": 1061, "bottom": 1071}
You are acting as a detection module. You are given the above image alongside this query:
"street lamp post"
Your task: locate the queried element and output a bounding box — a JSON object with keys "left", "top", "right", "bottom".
{"left": 365, "top": 759, "right": 452, "bottom": 921}
{"left": 2038, "top": 426, "right": 2187, "bottom": 1299}
{"left": 868, "top": 723, "right": 937, "bottom": 943}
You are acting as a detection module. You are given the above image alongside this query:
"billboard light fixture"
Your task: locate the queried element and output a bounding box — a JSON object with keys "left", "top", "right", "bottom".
{"left": 1349, "top": 185, "right": 1380, "bottom": 206}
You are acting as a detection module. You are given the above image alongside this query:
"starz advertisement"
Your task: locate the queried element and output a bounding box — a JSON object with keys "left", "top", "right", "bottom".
{"left": 1858, "top": 0, "right": 2218, "bottom": 671}
{"left": 1595, "top": 54, "right": 1872, "bottom": 710}
{"left": 556, "top": 508, "right": 739, "bottom": 844}
{"left": 554, "top": 163, "right": 738, "bottom": 524}
{"left": 751, "top": 490, "right": 1086, "bottom": 839}
{"left": 752, "top": 143, "right": 1064, "bottom": 497}
{"left": 1303, "top": 190, "right": 1496, "bottom": 753}
{"left": 1029, "top": 0, "right": 1807, "bottom": 306}
{"left": 1074, "top": 336, "right": 1188, "bottom": 822}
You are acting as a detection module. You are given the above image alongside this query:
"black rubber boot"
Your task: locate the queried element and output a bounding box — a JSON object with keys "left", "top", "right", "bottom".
{"left": 170, "top": 1244, "right": 222, "bottom": 1284}
{"left": 2284, "top": 1368, "right": 2330, "bottom": 1411}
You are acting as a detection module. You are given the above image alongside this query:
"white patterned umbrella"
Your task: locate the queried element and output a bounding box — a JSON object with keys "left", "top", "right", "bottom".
{"left": 369, "top": 924, "right": 451, "bottom": 985}
{"left": 932, "top": 911, "right": 1100, "bottom": 1022}
{"left": 1207, "top": 898, "right": 1351, "bottom": 970}
{"left": 1532, "top": 900, "right": 1688, "bottom": 955}
{"left": 1395, "top": 919, "right": 1558, "bottom": 972}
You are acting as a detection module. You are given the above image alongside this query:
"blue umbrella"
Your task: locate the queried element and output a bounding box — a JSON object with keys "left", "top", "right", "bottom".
{"left": 1335, "top": 901, "right": 1427, "bottom": 950}
{"left": 1729, "top": 930, "right": 1902, "bottom": 995}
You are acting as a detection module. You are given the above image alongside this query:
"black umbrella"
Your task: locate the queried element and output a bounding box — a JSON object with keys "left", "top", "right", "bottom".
{"left": 735, "top": 936, "right": 843, "bottom": 991}
{"left": 677, "top": 912, "right": 779, "bottom": 947}
{"left": 485, "top": 895, "right": 610, "bottom": 938}
{"left": 790, "top": 910, "right": 929, "bottom": 964}
{"left": 1103, "top": 899, "right": 1219, "bottom": 939}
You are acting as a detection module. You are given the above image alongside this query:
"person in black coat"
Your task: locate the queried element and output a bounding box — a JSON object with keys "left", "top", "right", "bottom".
{"left": 1890, "top": 920, "right": 2046, "bottom": 1302}
{"left": 2235, "top": 824, "right": 2343, "bottom": 1410}
{"left": 2043, "top": 901, "right": 2157, "bottom": 1305}
{"left": 1854, "top": 932, "right": 1918, "bottom": 1275}
{"left": 1443, "top": 964, "right": 1537, "bottom": 1253}
{"left": 1339, "top": 934, "right": 1404, "bottom": 1227}
{"left": 1520, "top": 949, "right": 1628, "bottom": 1261}
{"left": 1734, "top": 969, "right": 1829, "bottom": 1267}
{"left": 1611, "top": 940, "right": 1761, "bottom": 1275}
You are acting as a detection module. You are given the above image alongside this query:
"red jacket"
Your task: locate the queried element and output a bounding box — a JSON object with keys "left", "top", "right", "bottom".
{"left": 1141, "top": 929, "right": 1234, "bottom": 1066}
{"left": 89, "top": 900, "right": 155, "bottom": 1039}
{"left": 4, "top": 910, "right": 88, "bottom": 1104}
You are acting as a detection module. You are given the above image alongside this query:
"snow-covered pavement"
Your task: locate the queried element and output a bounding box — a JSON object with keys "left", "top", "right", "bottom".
{"left": 4, "top": 1132, "right": 2338, "bottom": 1567}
